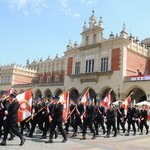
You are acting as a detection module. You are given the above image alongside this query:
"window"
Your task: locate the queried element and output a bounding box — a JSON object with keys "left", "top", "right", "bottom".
{"left": 85, "top": 59, "right": 94, "bottom": 73}
{"left": 101, "top": 57, "right": 108, "bottom": 72}
{"left": 40, "top": 77, "right": 43, "bottom": 83}
{"left": 93, "top": 34, "right": 97, "bottom": 44}
{"left": 47, "top": 76, "right": 51, "bottom": 82}
{"left": 55, "top": 75, "right": 60, "bottom": 82}
{"left": 75, "top": 62, "right": 80, "bottom": 74}
{"left": 86, "top": 36, "right": 89, "bottom": 45}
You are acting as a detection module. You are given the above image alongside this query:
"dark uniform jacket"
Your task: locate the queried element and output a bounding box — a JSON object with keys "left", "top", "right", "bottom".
{"left": 106, "top": 108, "right": 116, "bottom": 122}
{"left": 0, "top": 99, "right": 10, "bottom": 118}
{"left": 95, "top": 106, "right": 105, "bottom": 121}
{"left": 116, "top": 106, "right": 125, "bottom": 118}
{"left": 140, "top": 109, "right": 148, "bottom": 120}
{"left": 6, "top": 99, "right": 19, "bottom": 123}
{"left": 51, "top": 102, "right": 63, "bottom": 123}
{"left": 84, "top": 104, "right": 95, "bottom": 121}
{"left": 75, "top": 103, "right": 84, "bottom": 117}
{"left": 127, "top": 107, "right": 136, "bottom": 121}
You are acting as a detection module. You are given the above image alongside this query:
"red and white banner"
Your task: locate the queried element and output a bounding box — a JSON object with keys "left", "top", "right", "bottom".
{"left": 59, "top": 90, "right": 69, "bottom": 122}
{"left": 102, "top": 89, "right": 112, "bottom": 109}
{"left": 122, "top": 95, "right": 131, "bottom": 115}
{"left": 16, "top": 90, "right": 32, "bottom": 122}
{"left": 81, "top": 89, "right": 90, "bottom": 106}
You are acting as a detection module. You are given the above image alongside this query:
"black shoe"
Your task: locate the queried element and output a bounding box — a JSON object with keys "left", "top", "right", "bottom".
{"left": 80, "top": 136, "right": 86, "bottom": 140}
{"left": 20, "top": 137, "right": 26, "bottom": 146}
{"left": 26, "top": 134, "right": 33, "bottom": 138}
{"left": 133, "top": 132, "right": 136, "bottom": 136}
{"left": 146, "top": 127, "right": 149, "bottom": 135}
{"left": 104, "top": 135, "right": 109, "bottom": 138}
{"left": 125, "top": 133, "right": 129, "bottom": 136}
{"left": 139, "top": 132, "right": 143, "bottom": 135}
{"left": 0, "top": 141, "right": 6, "bottom": 146}
{"left": 123, "top": 129, "right": 126, "bottom": 133}
{"left": 8, "top": 134, "right": 15, "bottom": 141}
{"left": 113, "top": 134, "right": 117, "bottom": 137}
{"left": 45, "top": 139, "right": 53, "bottom": 143}
{"left": 62, "top": 138, "right": 67, "bottom": 143}
{"left": 40, "top": 135, "right": 46, "bottom": 139}
{"left": 54, "top": 131, "right": 58, "bottom": 139}
{"left": 92, "top": 135, "right": 96, "bottom": 139}
{"left": 71, "top": 133, "right": 77, "bottom": 137}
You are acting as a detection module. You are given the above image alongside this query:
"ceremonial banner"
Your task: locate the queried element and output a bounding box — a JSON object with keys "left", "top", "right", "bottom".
{"left": 59, "top": 90, "right": 69, "bottom": 122}
{"left": 81, "top": 88, "right": 90, "bottom": 106}
{"left": 102, "top": 89, "right": 112, "bottom": 109}
{"left": 16, "top": 90, "right": 32, "bottom": 122}
{"left": 123, "top": 94, "right": 132, "bottom": 115}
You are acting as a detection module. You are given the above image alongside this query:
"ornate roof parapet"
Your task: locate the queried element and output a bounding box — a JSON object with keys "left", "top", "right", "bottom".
{"left": 67, "top": 39, "right": 73, "bottom": 50}
{"left": 74, "top": 41, "right": 78, "bottom": 48}
{"left": 120, "top": 23, "right": 128, "bottom": 39}
{"left": 109, "top": 31, "right": 115, "bottom": 39}
{"left": 89, "top": 9, "right": 97, "bottom": 29}
{"left": 98, "top": 16, "right": 103, "bottom": 28}
{"left": 128, "top": 36, "right": 149, "bottom": 57}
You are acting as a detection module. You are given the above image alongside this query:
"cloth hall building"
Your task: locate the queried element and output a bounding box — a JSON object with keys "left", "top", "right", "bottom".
{"left": 0, "top": 11, "right": 150, "bottom": 103}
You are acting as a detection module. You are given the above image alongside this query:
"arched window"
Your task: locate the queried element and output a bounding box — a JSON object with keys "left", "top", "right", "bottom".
{"left": 86, "top": 36, "right": 89, "bottom": 45}
{"left": 93, "top": 34, "right": 97, "bottom": 44}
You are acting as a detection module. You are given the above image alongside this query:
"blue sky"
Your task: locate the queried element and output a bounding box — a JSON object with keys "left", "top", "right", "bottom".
{"left": 0, "top": 0, "right": 149, "bottom": 66}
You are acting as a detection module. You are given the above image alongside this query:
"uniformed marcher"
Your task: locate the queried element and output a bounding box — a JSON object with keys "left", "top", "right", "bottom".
{"left": 64, "top": 98, "right": 76, "bottom": 134}
{"left": 0, "top": 92, "right": 26, "bottom": 146}
{"left": 0, "top": 91, "right": 10, "bottom": 138}
{"left": 71, "top": 97, "right": 84, "bottom": 137}
{"left": 125, "top": 102, "right": 136, "bottom": 136}
{"left": 116, "top": 101, "right": 126, "bottom": 133}
{"left": 27, "top": 97, "right": 44, "bottom": 137}
{"left": 139, "top": 104, "right": 149, "bottom": 135}
{"left": 104, "top": 103, "right": 117, "bottom": 138}
{"left": 134, "top": 105, "right": 140, "bottom": 132}
{"left": 45, "top": 96, "right": 67, "bottom": 143}
{"left": 80, "top": 98, "right": 96, "bottom": 140}
{"left": 0, "top": 91, "right": 15, "bottom": 140}
{"left": 94, "top": 99, "right": 106, "bottom": 135}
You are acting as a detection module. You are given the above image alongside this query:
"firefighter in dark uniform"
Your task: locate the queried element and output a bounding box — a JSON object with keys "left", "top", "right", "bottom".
{"left": 104, "top": 102, "right": 117, "bottom": 138}
{"left": 94, "top": 99, "right": 106, "bottom": 135}
{"left": 134, "top": 105, "right": 140, "bottom": 132}
{"left": 0, "top": 92, "right": 26, "bottom": 146}
{"left": 0, "top": 91, "right": 15, "bottom": 140}
{"left": 0, "top": 91, "right": 10, "bottom": 138}
{"left": 116, "top": 101, "right": 126, "bottom": 133}
{"left": 27, "top": 97, "right": 44, "bottom": 137}
{"left": 45, "top": 96, "right": 67, "bottom": 143}
{"left": 40, "top": 97, "right": 50, "bottom": 139}
{"left": 125, "top": 102, "right": 136, "bottom": 136}
{"left": 80, "top": 98, "right": 96, "bottom": 140}
{"left": 64, "top": 98, "right": 76, "bottom": 134}
{"left": 139, "top": 104, "right": 149, "bottom": 135}
{"left": 71, "top": 97, "right": 84, "bottom": 137}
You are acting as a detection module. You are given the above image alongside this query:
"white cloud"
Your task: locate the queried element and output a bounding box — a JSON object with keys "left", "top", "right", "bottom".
{"left": 2, "top": 0, "right": 47, "bottom": 15}
{"left": 79, "top": 0, "right": 97, "bottom": 5}
{"left": 59, "top": 0, "right": 81, "bottom": 17}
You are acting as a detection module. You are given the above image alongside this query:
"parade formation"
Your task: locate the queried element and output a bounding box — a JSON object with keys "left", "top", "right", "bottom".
{"left": 0, "top": 89, "right": 149, "bottom": 146}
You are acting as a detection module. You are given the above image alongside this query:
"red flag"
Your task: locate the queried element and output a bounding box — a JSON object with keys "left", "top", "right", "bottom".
{"left": 122, "top": 95, "right": 132, "bottom": 115}
{"left": 7, "top": 88, "right": 14, "bottom": 95}
{"left": 59, "top": 91, "right": 69, "bottom": 122}
{"left": 16, "top": 90, "right": 32, "bottom": 122}
{"left": 102, "top": 89, "right": 112, "bottom": 109}
{"left": 81, "top": 88, "right": 90, "bottom": 106}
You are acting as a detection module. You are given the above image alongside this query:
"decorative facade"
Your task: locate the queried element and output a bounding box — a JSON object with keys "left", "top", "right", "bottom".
{"left": 0, "top": 10, "right": 150, "bottom": 103}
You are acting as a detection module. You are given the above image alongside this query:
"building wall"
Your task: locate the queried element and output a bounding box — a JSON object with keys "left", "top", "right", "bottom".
{"left": 127, "top": 49, "right": 150, "bottom": 76}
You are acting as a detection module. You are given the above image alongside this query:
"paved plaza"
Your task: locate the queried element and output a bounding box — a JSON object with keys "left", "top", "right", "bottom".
{"left": 0, "top": 126, "right": 150, "bottom": 150}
